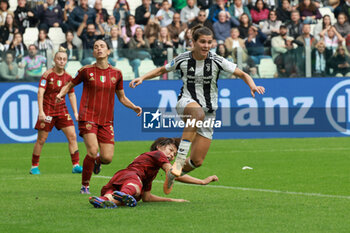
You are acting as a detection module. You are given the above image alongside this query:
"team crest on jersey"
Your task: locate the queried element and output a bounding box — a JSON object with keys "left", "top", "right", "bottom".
{"left": 40, "top": 79, "right": 46, "bottom": 87}
{"left": 57, "top": 80, "right": 62, "bottom": 87}
{"left": 40, "top": 122, "right": 45, "bottom": 128}
{"left": 100, "top": 76, "right": 106, "bottom": 83}
{"left": 111, "top": 77, "right": 116, "bottom": 84}
{"left": 86, "top": 123, "right": 92, "bottom": 130}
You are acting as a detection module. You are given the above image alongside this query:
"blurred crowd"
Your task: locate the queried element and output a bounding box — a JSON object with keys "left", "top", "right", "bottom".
{"left": 0, "top": 0, "right": 350, "bottom": 81}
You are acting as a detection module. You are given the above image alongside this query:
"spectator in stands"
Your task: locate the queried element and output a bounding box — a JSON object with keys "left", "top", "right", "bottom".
{"left": 20, "top": 44, "right": 46, "bottom": 81}
{"left": 228, "top": 0, "right": 252, "bottom": 22}
{"left": 188, "top": 9, "right": 213, "bottom": 32}
{"left": 102, "top": 15, "right": 117, "bottom": 37}
{"left": 340, "top": 0, "right": 350, "bottom": 20}
{"left": 14, "top": 0, "right": 36, "bottom": 33}
{"left": 243, "top": 0, "right": 276, "bottom": 10}
{"left": 197, "top": 0, "right": 212, "bottom": 10}
{"left": 172, "top": 0, "right": 187, "bottom": 12}
{"left": 334, "top": 12, "right": 350, "bottom": 37}
{"left": 271, "top": 24, "right": 297, "bottom": 77}
{"left": 60, "top": 30, "right": 79, "bottom": 61}
{"left": 287, "top": 10, "right": 303, "bottom": 39}
{"left": 77, "top": 15, "right": 105, "bottom": 65}
{"left": 180, "top": 0, "right": 200, "bottom": 24}
{"left": 62, "top": 0, "right": 76, "bottom": 32}
{"left": 36, "top": 0, "right": 63, "bottom": 32}
{"left": 121, "top": 14, "right": 140, "bottom": 43}
{"left": 250, "top": 0, "right": 269, "bottom": 24}
{"left": 167, "top": 12, "right": 187, "bottom": 48}
{"left": 225, "top": 27, "right": 248, "bottom": 63}
{"left": 314, "top": 15, "right": 332, "bottom": 41}
{"left": 105, "top": 26, "right": 127, "bottom": 66}
{"left": 0, "top": 51, "right": 19, "bottom": 81}
{"left": 156, "top": 0, "right": 174, "bottom": 27}
{"left": 245, "top": 25, "right": 269, "bottom": 65}
{"left": 0, "top": 0, "right": 13, "bottom": 26}
{"left": 296, "top": 24, "right": 317, "bottom": 48}
{"left": 276, "top": 0, "right": 292, "bottom": 23}
{"left": 113, "top": 0, "right": 130, "bottom": 27}
{"left": 182, "top": 28, "right": 193, "bottom": 51}
{"left": 238, "top": 13, "right": 251, "bottom": 39}
{"left": 319, "top": 26, "right": 344, "bottom": 53}
{"left": 144, "top": 18, "right": 160, "bottom": 45}
{"left": 151, "top": 26, "right": 173, "bottom": 67}
{"left": 208, "top": 0, "right": 229, "bottom": 23}
{"left": 7, "top": 32, "right": 27, "bottom": 62}
{"left": 311, "top": 40, "right": 332, "bottom": 77}
{"left": 94, "top": 0, "right": 108, "bottom": 24}
{"left": 68, "top": 0, "right": 96, "bottom": 31}
{"left": 34, "top": 29, "right": 54, "bottom": 59}
{"left": 213, "top": 10, "right": 239, "bottom": 41}
{"left": 0, "top": 13, "right": 19, "bottom": 47}
{"left": 298, "top": 0, "right": 322, "bottom": 24}
{"left": 216, "top": 42, "right": 234, "bottom": 78}
{"left": 329, "top": 45, "right": 350, "bottom": 76}
{"left": 127, "top": 27, "right": 151, "bottom": 78}
{"left": 333, "top": 0, "right": 345, "bottom": 19}
{"left": 261, "top": 10, "right": 282, "bottom": 42}
{"left": 135, "top": 0, "right": 158, "bottom": 26}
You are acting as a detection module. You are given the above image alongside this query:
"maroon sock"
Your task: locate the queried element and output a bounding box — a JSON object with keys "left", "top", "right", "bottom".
{"left": 95, "top": 156, "right": 101, "bottom": 165}
{"left": 120, "top": 185, "right": 137, "bottom": 196}
{"left": 82, "top": 155, "right": 94, "bottom": 186}
{"left": 70, "top": 150, "right": 80, "bottom": 166}
{"left": 32, "top": 154, "right": 40, "bottom": 166}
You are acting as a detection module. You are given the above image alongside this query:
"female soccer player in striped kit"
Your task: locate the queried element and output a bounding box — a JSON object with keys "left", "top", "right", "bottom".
{"left": 57, "top": 39, "right": 142, "bottom": 194}
{"left": 31, "top": 48, "right": 82, "bottom": 175}
{"left": 130, "top": 25, "right": 265, "bottom": 194}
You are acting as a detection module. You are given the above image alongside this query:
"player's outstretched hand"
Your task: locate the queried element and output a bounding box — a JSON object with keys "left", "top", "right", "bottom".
{"left": 172, "top": 199, "right": 189, "bottom": 203}
{"left": 74, "top": 112, "right": 79, "bottom": 121}
{"left": 56, "top": 94, "right": 63, "bottom": 103}
{"left": 251, "top": 86, "right": 265, "bottom": 98}
{"left": 129, "top": 78, "right": 143, "bottom": 88}
{"left": 202, "top": 175, "right": 219, "bottom": 185}
{"left": 134, "top": 106, "right": 142, "bottom": 116}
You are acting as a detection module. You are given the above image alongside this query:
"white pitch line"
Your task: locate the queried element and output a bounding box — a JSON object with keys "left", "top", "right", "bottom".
{"left": 94, "top": 175, "right": 350, "bottom": 200}
{"left": 210, "top": 147, "right": 350, "bottom": 154}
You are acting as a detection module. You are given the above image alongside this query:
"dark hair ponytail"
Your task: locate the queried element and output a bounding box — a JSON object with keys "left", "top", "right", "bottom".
{"left": 150, "top": 137, "right": 180, "bottom": 151}
{"left": 191, "top": 24, "right": 213, "bottom": 42}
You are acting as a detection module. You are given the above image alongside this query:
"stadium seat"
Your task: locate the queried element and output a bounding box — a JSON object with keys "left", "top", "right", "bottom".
{"left": 65, "top": 61, "right": 82, "bottom": 77}
{"left": 23, "top": 27, "right": 39, "bottom": 48}
{"left": 115, "top": 59, "right": 134, "bottom": 80}
{"left": 128, "top": 0, "right": 142, "bottom": 15}
{"left": 318, "top": 7, "right": 336, "bottom": 24}
{"left": 48, "top": 27, "right": 66, "bottom": 52}
{"left": 139, "top": 59, "right": 157, "bottom": 77}
{"left": 102, "top": 0, "right": 116, "bottom": 15}
{"left": 9, "top": 0, "right": 17, "bottom": 12}
{"left": 258, "top": 58, "right": 277, "bottom": 78}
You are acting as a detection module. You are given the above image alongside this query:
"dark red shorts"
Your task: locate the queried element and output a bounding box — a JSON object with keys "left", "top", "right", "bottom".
{"left": 35, "top": 114, "right": 74, "bottom": 132}
{"left": 78, "top": 121, "right": 115, "bottom": 144}
{"left": 101, "top": 170, "right": 143, "bottom": 200}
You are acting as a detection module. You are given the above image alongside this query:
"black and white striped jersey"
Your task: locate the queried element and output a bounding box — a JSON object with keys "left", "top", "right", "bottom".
{"left": 165, "top": 51, "right": 237, "bottom": 113}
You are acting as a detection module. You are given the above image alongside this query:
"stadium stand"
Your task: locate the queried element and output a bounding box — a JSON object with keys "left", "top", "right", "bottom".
{"left": 23, "top": 27, "right": 39, "bottom": 48}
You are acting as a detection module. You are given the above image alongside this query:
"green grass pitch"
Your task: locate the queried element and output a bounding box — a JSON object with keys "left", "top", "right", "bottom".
{"left": 1, "top": 137, "right": 350, "bottom": 233}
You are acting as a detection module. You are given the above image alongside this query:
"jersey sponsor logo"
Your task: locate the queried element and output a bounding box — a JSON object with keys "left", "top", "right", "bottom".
{"left": 40, "top": 79, "right": 46, "bottom": 87}
{"left": 57, "top": 80, "right": 62, "bottom": 87}
{"left": 100, "top": 76, "right": 106, "bottom": 83}
{"left": 0, "top": 85, "right": 39, "bottom": 142}
{"left": 86, "top": 123, "right": 92, "bottom": 130}
{"left": 111, "top": 77, "right": 116, "bottom": 84}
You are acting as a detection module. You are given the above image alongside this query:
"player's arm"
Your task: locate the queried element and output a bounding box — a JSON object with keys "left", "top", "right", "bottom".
{"left": 233, "top": 67, "right": 265, "bottom": 98}
{"left": 37, "top": 87, "right": 46, "bottom": 122}
{"left": 141, "top": 191, "right": 189, "bottom": 203}
{"left": 115, "top": 89, "right": 142, "bottom": 116}
{"left": 175, "top": 174, "right": 219, "bottom": 185}
{"left": 129, "top": 66, "right": 168, "bottom": 88}
{"left": 56, "top": 81, "right": 76, "bottom": 103}
{"left": 67, "top": 92, "right": 79, "bottom": 121}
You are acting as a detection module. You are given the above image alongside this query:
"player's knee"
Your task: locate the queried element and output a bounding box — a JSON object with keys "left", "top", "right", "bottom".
{"left": 87, "top": 148, "right": 99, "bottom": 157}
{"left": 67, "top": 133, "right": 77, "bottom": 143}
{"left": 100, "top": 156, "right": 112, "bottom": 164}
{"left": 37, "top": 137, "right": 47, "bottom": 145}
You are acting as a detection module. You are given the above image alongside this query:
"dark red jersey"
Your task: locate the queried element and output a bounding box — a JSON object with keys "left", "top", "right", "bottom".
{"left": 71, "top": 64, "right": 123, "bottom": 125}
{"left": 39, "top": 68, "right": 74, "bottom": 116}
{"left": 110, "top": 151, "right": 170, "bottom": 192}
